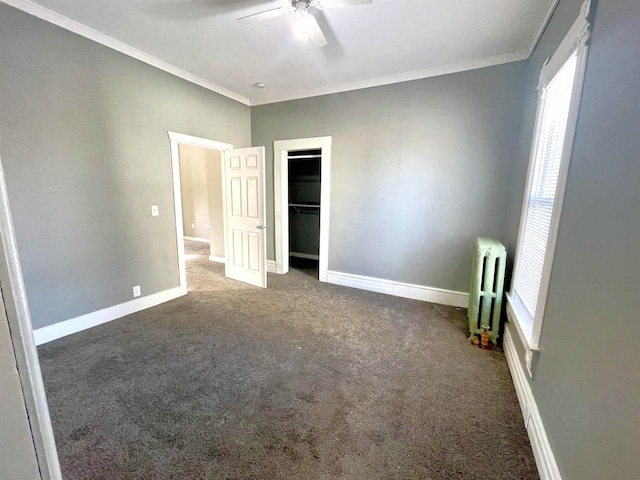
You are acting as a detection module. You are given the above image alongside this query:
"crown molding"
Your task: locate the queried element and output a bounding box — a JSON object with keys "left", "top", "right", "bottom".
{"left": 3, "top": 0, "right": 559, "bottom": 107}
{"left": 251, "top": 48, "right": 529, "bottom": 106}
{"left": 1, "top": 0, "right": 251, "bottom": 106}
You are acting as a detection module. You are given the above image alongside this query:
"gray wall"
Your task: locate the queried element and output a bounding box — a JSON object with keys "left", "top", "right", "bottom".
{"left": 0, "top": 4, "right": 251, "bottom": 330}
{"left": 252, "top": 63, "right": 526, "bottom": 292}
{"left": 179, "top": 144, "right": 211, "bottom": 240}
{"left": 505, "top": 1, "right": 640, "bottom": 478}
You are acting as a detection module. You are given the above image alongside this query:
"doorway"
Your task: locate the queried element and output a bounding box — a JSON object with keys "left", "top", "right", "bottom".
{"left": 178, "top": 144, "right": 225, "bottom": 266}
{"left": 288, "top": 149, "right": 321, "bottom": 278}
{"left": 274, "top": 137, "right": 331, "bottom": 282}
{"left": 168, "top": 132, "right": 233, "bottom": 294}
{"left": 169, "top": 133, "right": 268, "bottom": 290}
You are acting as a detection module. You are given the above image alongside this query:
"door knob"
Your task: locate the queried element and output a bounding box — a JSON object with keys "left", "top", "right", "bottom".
{"left": 256, "top": 225, "right": 267, "bottom": 230}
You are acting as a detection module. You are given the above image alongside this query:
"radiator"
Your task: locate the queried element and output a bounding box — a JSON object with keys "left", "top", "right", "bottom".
{"left": 468, "top": 237, "right": 506, "bottom": 345}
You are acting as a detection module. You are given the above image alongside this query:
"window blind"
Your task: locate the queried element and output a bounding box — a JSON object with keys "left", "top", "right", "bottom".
{"left": 514, "top": 51, "right": 579, "bottom": 320}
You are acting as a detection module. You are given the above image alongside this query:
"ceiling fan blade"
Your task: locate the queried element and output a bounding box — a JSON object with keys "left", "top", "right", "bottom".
{"left": 238, "top": 6, "right": 291, "bottom": 24}
{"left": 304, "top": 14, "right": 328, "bottom": 47}
{"left": 317, "top": 0, "right": 373, "bottom": 8}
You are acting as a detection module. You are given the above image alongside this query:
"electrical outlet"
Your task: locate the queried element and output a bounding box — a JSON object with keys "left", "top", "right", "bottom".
{"left": 151, "top": 205, "right": 159, "bottom": 216}
{"left": 133, "top": 285, "right": 141, "bottom": 298}
{"left": 191, "top": 223, "right": 195, "bottom": 229}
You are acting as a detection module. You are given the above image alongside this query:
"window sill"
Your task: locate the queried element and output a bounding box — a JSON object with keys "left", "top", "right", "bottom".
{"left": 506, "top": 292, "right": 540, "bottom": 353}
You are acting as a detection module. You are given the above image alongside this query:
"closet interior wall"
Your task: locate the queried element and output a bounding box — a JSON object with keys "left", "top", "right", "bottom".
{"left": 288, "top": 149, "right": 321, "bottom": 262}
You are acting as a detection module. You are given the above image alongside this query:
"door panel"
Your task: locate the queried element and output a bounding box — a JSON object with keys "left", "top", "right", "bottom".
{"left": 231, "top": 178, "right": 242, "bottom": 216}
{"left": 0, "top": 289, "right": 41, "bottom": 479}
{"left": 247, "top": 178, "right": 259, "bottom": 219}
{"left": 248, "top": 232, "right": 260, "bottom": 271}
{"left": 224, "top": 147, "right": 267, "bottom": 288}
{"left": 232, "top": 230, "right": 244, "bottom": 267}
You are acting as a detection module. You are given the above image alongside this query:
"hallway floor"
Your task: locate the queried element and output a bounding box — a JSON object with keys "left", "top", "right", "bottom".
{"left": 38, "top": 241, "right": 538, "bottom": 479}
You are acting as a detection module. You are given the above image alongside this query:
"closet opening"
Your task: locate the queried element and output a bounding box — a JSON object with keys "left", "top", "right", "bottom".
{"left": 288, "top": 149, "right": 321, "bottom": 278}
{"left": 273, "top": 136, "right": 331, "bottom": 282}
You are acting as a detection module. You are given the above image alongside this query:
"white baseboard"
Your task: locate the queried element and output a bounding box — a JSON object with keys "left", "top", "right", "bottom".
{"left": 503, "top": 327, "right": 562, "bottom": 480}
{"left": 326, "top": 271, "right": 469, "bottom": 308}
{"left": 209, "top": 255, "right": 225, "bottom": 263}
{"left": 184, "top": 236, "right": 210, "bottom": 243}
{"left": 267, "top": 260, "right": 277, "bottom": 273}
{"left": 32, "top": 287, "right": 184, "bottom": 346}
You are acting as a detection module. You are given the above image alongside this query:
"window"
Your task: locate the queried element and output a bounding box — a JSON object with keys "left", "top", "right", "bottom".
{"left": 507, "top": 3, "right": 591, "bottom": 350}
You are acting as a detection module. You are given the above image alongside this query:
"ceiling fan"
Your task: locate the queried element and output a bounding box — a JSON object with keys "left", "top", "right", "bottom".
{"left": 238, "top": 0, "right": 373, "bottom": 48}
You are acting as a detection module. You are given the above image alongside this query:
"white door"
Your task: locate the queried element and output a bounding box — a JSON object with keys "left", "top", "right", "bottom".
{"left": 223, "top": 147, "right": 267, "bottom": 288}
{"left": 0, "top": 291, "right": 41, "bottom": 479}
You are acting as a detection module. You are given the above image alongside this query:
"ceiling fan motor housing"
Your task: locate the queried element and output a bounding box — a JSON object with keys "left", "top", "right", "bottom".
{"left": 293, "top": 0, "right": 312, "bottom": 12}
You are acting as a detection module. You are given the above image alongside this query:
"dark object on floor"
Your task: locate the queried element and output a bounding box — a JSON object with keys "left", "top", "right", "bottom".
{"left": 38, "top": 241, "right": 538, "bottom": 479}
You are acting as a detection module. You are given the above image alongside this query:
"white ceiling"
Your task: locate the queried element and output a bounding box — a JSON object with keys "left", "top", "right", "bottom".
{"left": 7, "top": 0, "right": 557, "bottom": 105}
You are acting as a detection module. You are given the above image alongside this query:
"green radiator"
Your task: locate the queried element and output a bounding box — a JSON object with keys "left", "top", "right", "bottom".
{"left": 468, "top": 237, "right": 506, "bottom": 345}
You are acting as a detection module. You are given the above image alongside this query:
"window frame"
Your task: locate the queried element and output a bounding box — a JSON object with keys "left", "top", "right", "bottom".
{"left": 507, "top": 0, "right": 592, "bottom": 352}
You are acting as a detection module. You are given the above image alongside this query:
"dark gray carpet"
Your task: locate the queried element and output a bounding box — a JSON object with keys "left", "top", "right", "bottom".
{"left": 38, "top": 240, "right": 538, "bottom": 479}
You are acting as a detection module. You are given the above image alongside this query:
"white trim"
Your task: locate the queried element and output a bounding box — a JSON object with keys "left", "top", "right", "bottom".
{"left": 527, "top": 0, "right": 562, "bottom": 57}
{"left": 168, "top": 132, "right": 232, "bottom": 295}
{"left": 251, "top": 49, "right": 529, "bottom": 106}
{"left": 184, "top": 236, "right": 210, "bottom": 243}
{"left": 392, "top": 281, "right": 469, "bottom": 308}
{"left": 504, "top": 328, "right": 563, "bottom": 480}
{"left": 221, "top": 152, "right": 230, "bottom": 279}
{"left": 274, "top": 137, "right": 332, "bottom": 283}
{"left": 167, "top": 132, "right": 234, "bottom": 151}
{"left": 33, "top": 287, "right": 183, "bottom": 346}
{"left": 267, "top": 260, "right": 277, "bottom": 273}
{"left": 328, "top": 271, "right": 393, "bottom": 295}
{"left": 1, "top": 0, "right": 250, "bottom": 106}
{"left": 1, "top": 0, "right": 569, "bottom": 107}
{"left": 2, "top": 0, "right": 566, "bottom": 107}
{"left": 506, "top": 292, "right": 539, "bottom": 354}
{"left": 509, "top": 1, "right": 591, "bottom": 350}
{"left": 0, "top": 155, "right": 62, "bottom": 477}
{"left": 209, "top": 255, "right": 225, "bottom": 264}
{"left": 169, "top": 138, "right": 188, "bottom": 295}
{"left": 326, "top": 271, "right": 469, "bottom": 308}
{"left": 539, "top": 0, "right": 591, "bottom": 84}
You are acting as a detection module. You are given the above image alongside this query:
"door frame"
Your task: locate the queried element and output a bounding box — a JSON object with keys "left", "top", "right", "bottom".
{"left": 274, "top": 136, "right": 332, "bottom": 282}
{"left": 0, "top": 155, "right": 62, "bottom": 478}
{"left": 168, "top": 132, "right": 233, "bottom": 294}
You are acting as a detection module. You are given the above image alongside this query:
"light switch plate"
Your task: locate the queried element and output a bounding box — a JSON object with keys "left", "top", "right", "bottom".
{"left": 151, "top": 205, "right": 159, "bottom": 216}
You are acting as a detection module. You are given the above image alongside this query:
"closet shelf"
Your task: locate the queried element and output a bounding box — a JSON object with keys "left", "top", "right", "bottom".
{"left": 287, "top": 155, "right": 322, "bottom": 160}
{"left": 289, "top": 203, "right": 320, "bottom": 208}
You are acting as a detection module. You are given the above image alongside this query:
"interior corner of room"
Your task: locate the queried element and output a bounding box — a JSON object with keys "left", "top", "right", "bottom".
{"left": 1, "top": 0, "right": 638, "bottom": 478}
